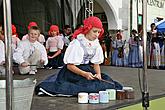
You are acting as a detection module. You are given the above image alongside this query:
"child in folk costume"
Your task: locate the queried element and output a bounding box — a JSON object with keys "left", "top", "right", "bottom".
{"left": 112, "top": 30, "right": 127, "bottom": 66}
{"left": 0, "top": 37, "right": 5, "bottom": 76}
{"left": 13, "top": 26, "right": 48, "bottom": 75}
{"left": 45, "top": 25, "right": 64, "bottom": 69}
{"left": 12, "top": 24, "right": 20, "bottom": 53}
{"left": 35, "top": 16, "right": 123, "bottom": 96}
{"left": 128, "top": 30, "right": 143, "bottom": 67}
{"left": 22, "top": 22, "right": 45, "bottom": 45}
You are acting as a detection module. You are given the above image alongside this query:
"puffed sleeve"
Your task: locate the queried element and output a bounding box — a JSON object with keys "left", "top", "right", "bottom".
{"left": 13, "top": 41, "right": 25, "bottom": 64}
{"left": 45, "top": 38, "right": 50, "bottom": 49}
{"left": 112, "top": 40, "right": 116, "bottom": 48}
{"left": 39, "top": 43, "right": 48, "bottom": 65}
{"left": 38, "top": 34, "right": 45, "bottom": 44}
{"left": 90, "top": 45, "right": 104, "bottom": 64}
{"left": 63, "top": 39, "right": 84, "bottom": 65}
{"left": 57, "top": 36, "right": 64, "bottom": 50}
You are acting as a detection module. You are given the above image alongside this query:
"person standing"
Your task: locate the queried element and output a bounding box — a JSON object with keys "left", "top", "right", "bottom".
{"left": 112, "top": 30, "right": 127, "bottom": 66}
{"left": 147, "top": 23, "right": 160, "bottom": 69}
{"left": 61, "top": 25, "right": 72, "bottom": 52}
{"left": 128, "top": 30, "right": 143, "bottom": 67}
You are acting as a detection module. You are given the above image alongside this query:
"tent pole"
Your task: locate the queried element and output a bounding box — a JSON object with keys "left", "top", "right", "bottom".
{"left": 142, "top": 0, "right": 149, "bottom": 109}
{"left": 3, "top": 0, "right": 13, "bottom": 110}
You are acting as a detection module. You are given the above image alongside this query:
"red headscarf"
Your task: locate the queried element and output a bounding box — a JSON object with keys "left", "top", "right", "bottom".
{"left": 12, "top": 24, "right": 17, "bottom": 35}
{"left": 12, "top": 24, "right": 19, "bottom": 37}
{"left": 28, "top": 22, "right": 38, "bottom": 30}
{"left": 72, "top": 16, "right": 104, "bottom": 39}
{"left": 48, "top": 25, "right": 59, "bottom": 36}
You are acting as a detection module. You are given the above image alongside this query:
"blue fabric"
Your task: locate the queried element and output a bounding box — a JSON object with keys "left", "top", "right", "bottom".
{"left": 35, "top": 65, "right": 123, "bottom": 96}
{"left": 128, "top": 45, "right": 143, "bottom": 67}
{"left": 157, "top": 20, "right": 165, "bottom": 33}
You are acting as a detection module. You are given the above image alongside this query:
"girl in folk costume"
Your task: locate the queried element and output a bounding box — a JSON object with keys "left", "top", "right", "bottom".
{"left": 22, "top": 22, "right": 45, "bottom": 45}
{"left": 12, "top": 24, "right": 20, "bottom": 53}
{"left": 35, "top": 16, "right": 123, "bottom": 96}
{"left": 148, "top": 23, "right": 160, "bottom": 69}
{"left": 128, "top": 30, "right": 143, "bottom": 67}
{"left": 45, "top": 25, "right": 64, "bottom": 69}
{"left": 111, "top": 30, "right": 127, "bottom": 66}
{"left": 13, "top": 26, "right": 48, "bottom": 75}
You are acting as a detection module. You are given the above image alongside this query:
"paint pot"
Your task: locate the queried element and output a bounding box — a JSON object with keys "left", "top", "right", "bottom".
{"left": 89, "top": 93, "right": 99, "bottom": 104}
{"left": 123, "top": 87, "right": 135, "bottom": 99}
{"left": 78, "top": 92, "right": 88, "bottom": 104}
{"left": 116, "top": 90, "right": 125, "bottom": 100}
{"left": 99, "top": 91, "right": 109, "bottom": 103}
{"left": 106, "top": 89, "right": 116, "bottom": 100}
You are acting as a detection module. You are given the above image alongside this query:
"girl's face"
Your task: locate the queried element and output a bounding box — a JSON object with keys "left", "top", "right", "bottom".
{"left": 85, "top": 27, "right": 101, "bottom": 41}
{"left": 117, "top": 34, "right": 122, "bottom": 40}
{"left": 28, "top": 29, "right": 40, "bottom": 43}
{"left": 50, "top": 30, "right": 58, "bottom": 37}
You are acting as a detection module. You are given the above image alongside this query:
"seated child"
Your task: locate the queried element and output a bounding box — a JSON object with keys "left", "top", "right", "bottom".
{"left": 45, "top": 25, "right": 64, "bottom": 69}
{"left": 13, "top": 26, "right": 48, "bottom": 75}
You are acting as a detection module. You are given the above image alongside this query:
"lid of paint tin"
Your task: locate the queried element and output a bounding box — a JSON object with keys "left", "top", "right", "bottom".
{"left": 78, "top": 92, "right": 88, "bottom": 95}
{"left": 123, "top": 87, "right": 134, "bottom": 91}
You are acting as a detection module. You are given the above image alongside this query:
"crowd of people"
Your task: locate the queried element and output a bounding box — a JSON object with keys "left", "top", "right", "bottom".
{"left": 101, "top": 23, "right": 165, "bottom": 70}
{"left": 100, "top": 29, "right": 143, "bottom": 68}
{"left": 1, "top": 16, "right": 165, "bottom": 96}
{"left": 1, "top": 19, "right": 165, "bottom": 76}
{"left": 0, "top": 21, "right": 73, "bottom": 75}
{"left": 0, "top": 16, "right": 124, "bottom": 96}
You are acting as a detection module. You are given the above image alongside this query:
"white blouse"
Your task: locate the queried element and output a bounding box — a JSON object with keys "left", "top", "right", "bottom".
{"left": 63, "top": 34, "right": 104, "bottom": 65}
{"left": 46, "top": 36, "right": 64, "bottom": 52}
{"left": 13, "top": 39, "right": 48, "bottom": 65}
{"left": 0, "top": 40, "right": 5, "bottom": 63}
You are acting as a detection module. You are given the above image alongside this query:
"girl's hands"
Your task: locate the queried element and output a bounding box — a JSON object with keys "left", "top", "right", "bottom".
{"left": 83, "top": 72, "right": 95, "bottom": 80}
{"left": 21, "top": 62, "right": 29, "bottom": 67}
{"left": 93, "top": 74, "right": 102, "bottom": 80}
{"left": 48, "top": 56, "right": 53, "bottom": 59}
{"left": 83, "top": 72, "right": 102, "bottom": 80}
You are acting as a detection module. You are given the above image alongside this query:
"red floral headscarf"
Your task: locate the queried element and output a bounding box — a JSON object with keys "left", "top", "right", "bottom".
{"left": 12, "top": 24, "right": 19, "bottom": 37}
{"left": 28, "top": 22, "right": 38, "bottom": 30}
{"left": 48, "top": 25, "right": 59, "bottom": 36}
{"left": 12, "top": 24, "right": 17, "bottom": 35}
{"left": 72, "top": 16, "right": 104, "bottom": 39}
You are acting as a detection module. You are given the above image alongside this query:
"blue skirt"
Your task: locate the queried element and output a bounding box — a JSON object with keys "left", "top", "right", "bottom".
{"left": 46, "top": 52, "right": 64, "bottom": 68}
{"left": 35, "top": 65, "right": 123, "bottom": 96}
